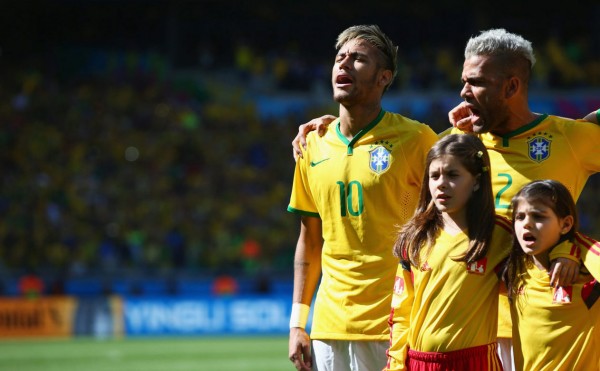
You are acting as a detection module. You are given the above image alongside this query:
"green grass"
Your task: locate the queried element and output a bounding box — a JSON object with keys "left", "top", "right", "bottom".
{"left": 0, "top": 336, "right": 294, "bottom": 371}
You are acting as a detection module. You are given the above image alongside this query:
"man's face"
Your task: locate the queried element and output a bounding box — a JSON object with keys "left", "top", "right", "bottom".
{"left": 332, "top": 39, "right": 386, "bottom": 106}
{"left": 460, "top": 55, "right": 511, "bottom": 135}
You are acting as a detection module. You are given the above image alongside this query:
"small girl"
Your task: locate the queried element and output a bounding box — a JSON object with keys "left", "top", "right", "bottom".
{"left": 385, "top": 134, "right": 512, "bottom": 370}
{"left": 506, "top": 179, "right": 600, "bottom": 370}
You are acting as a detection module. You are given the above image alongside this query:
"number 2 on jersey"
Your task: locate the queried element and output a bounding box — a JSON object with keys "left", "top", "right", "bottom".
{"left": 495, "top": 173, "right": 513, "bottom": 210}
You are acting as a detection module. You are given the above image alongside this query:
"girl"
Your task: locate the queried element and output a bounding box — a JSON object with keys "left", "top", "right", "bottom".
{"left": 506, "top": 179, "right": 600, "bottom": 370}
{"left": 385, "top": 134, "right": 513, "bottom": 370}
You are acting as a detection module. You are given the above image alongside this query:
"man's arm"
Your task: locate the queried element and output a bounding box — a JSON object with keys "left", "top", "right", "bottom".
{"left": 289, "top": 216, "right": 323, "bottom": 371}
{"left": 292, "top": 115, "right": 337, "bottom": 160}
{"left": 549, "top": 243, "right": 581, "bottom": 287}
{"left": 572, "top": 233, "right": 600, "bottom": 281}
{"left": 583, "top": 109, "right": 600, "bottom": 124}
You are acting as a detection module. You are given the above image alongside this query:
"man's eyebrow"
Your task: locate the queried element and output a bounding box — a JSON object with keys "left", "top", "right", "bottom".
{"left": 336, "top": 51, "right": 366, "bottom": 58}
{"left": 461, "top": 76, "right": 482, "bottom": 83}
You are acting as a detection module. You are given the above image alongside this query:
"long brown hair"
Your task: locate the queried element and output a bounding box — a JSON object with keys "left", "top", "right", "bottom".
{"left": 393, "top": 134, "right": 495, "bottom": 267}
{"left": 505, "top": 180, "right": 578, "bottom": 302}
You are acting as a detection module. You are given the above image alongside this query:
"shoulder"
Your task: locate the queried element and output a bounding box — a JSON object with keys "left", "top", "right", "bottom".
{"left": 384, "top": 112, "right": 431, "bottom": 129}
{"left": 546, "top": 114, "right": 599, "bottom": 130}
{"left": 493, "top": 215, "right": 513, "bottom": 234}
{"left": 305, "top": 118, "right": 338, "bottom": 144}
{"left": 575, "top": 232, "right": 600, "bottom": 251}
{"left": 384, "top": 112, "right": 438, "bottom": 140}
{"left": 543, "top": 115, "right": 600, "bottom": 144}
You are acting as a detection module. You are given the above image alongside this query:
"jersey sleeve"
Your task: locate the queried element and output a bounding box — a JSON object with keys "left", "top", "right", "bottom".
{"left": 287, "top": 139, "right": 319, "bottom": 216}
{"left": 575, "top": 233, "right": 600, "bottom": 280}
{"left": 549, "top": 239, "right": 581, "bottom": 263}
{"left": 565, "top": 119, "right": 600, "bottom": 173}
{"left": 385, "top": 262, "right": 414, "bottom": 371}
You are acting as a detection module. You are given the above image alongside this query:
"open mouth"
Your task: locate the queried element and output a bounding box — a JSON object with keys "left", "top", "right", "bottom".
{"left": 465, "top": 105, "right": 482, "bottom": 122}
{"left": 336, "top": 74, "right": 353, "bottom": 85}
{"left": 436, "top": 194, "right": 450, "bottom": 202}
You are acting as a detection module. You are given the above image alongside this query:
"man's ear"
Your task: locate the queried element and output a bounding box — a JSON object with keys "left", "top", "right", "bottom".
{"left": 379, "top": 69, "right": 392, "bottom": 88}
{"left": 505, "top": 76, "right": 520, "bottom": 99}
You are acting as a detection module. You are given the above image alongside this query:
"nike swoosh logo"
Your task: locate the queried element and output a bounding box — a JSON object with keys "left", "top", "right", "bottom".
{"left": 310, "top": 158, "right": 330, "bottom": 167}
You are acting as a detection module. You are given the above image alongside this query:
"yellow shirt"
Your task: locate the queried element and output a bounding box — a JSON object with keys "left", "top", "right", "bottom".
{"left": 386, "top": 216, "right": 513, "bottom": 370}
{"left": 288, "top": 110, "right": 438, "bottom": 340}
{"left": 511, "top": 239, "right": 600, "bottom": 370}
{"left": 448, "top": 114, "right": 600, "bottom": 217}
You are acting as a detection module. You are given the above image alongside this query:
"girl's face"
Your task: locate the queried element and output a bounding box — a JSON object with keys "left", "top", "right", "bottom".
{"left": 513, "top": 198, "right": 574, "bottom": 259}
{"left": 428, "top": 154, "right": 479, "bottom": 220}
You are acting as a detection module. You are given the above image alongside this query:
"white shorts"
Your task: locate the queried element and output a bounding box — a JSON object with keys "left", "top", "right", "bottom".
{"left": 312, "top": 339, "right": 388, "bottom": 371}
{"left": 497, "top": 337, "right": 515, "bottom": 371}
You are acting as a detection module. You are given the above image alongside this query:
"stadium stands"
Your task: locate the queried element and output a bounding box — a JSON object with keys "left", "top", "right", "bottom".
{"left": 1, "top": 1, "right": 599, "bottom": 297}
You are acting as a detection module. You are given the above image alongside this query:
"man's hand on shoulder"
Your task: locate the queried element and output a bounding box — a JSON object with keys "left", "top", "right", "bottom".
{"left": 549, "top": 257, "right": 580, "bottom": 287}
{"left": 293, "top": 115, "right": 337, "bottom": 160}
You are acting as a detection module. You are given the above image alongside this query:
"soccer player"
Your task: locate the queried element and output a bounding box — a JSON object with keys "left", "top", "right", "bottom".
{"left": 506, "top": 180, "right": 600, "bottom": 369}
{"left": 287, "top": 25, "right": 438, "bottom": 371}
{"left": 386, "top": 134, "right": 512, "bottom": 370}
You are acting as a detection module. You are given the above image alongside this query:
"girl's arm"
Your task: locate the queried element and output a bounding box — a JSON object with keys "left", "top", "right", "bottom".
{"left": 385, "top": 261, "right": 415, "bottom": 371}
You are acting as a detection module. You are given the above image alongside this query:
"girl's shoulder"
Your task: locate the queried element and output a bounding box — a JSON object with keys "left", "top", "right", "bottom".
{"left": 493, "top": 214, "right": 513, "bottom": 234}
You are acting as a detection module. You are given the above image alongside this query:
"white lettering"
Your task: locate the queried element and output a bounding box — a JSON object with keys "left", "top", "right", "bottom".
{"left": 124, "top": 298, "right": 291, "bottom": 334}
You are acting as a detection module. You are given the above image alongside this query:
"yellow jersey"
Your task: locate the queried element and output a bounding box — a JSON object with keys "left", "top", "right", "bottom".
{"left": 512, "top": 237, "right": 600, "bottom": 370}
{"left": 386, "top": 216, "right": 513, "bottom": 370}
{"left": 288, "top": 110, "right": 438, "bottom": 340}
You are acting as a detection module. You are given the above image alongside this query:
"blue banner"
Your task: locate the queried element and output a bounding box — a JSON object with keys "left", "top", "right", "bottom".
{"left": 123, "top": 295, "right": 312, "bottom": 336}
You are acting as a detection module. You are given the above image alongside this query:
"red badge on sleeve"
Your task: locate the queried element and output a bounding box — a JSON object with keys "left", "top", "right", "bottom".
{"left": 393, "top": 276, "right": 405, "bottom": 296}
{"left": 553, "top": 286, "right": 572, "bottom": 304}
{"left": 467, "top": 257, "right": 487, "bottom": 275}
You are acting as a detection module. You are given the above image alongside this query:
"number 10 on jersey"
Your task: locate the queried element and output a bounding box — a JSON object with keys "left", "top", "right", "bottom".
{"left": 337, "top": 181, "right": 364, "bottom": 216}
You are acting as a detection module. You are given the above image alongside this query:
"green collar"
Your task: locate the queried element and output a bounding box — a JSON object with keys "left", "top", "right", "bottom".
{"left": 497, "top": 114, "right": 548, "bottom": 147}
{"left": 336, "top": 109, "right": 385, "bottom": 155}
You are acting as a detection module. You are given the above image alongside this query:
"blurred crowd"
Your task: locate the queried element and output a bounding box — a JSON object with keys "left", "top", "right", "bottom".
{"left": 229, "top": 32, "right": 600, "bottom": 95}
{"left": 0, "top": 56, "right": 303, "bottom": 289}
{"left": 2, "top": 12, "right": 600, "bottom": 295}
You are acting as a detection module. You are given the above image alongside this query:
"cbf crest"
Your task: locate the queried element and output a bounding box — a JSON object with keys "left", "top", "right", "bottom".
{"left": 527, "top": 135, "right": 551, "bottom": 163}
{"left": 369, "top": 146, "right": 391, "bottom": 174}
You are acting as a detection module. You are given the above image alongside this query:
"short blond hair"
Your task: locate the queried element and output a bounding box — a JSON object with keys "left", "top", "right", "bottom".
{"left": 465, "top": 28, "right": 536, "bottom": 84}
